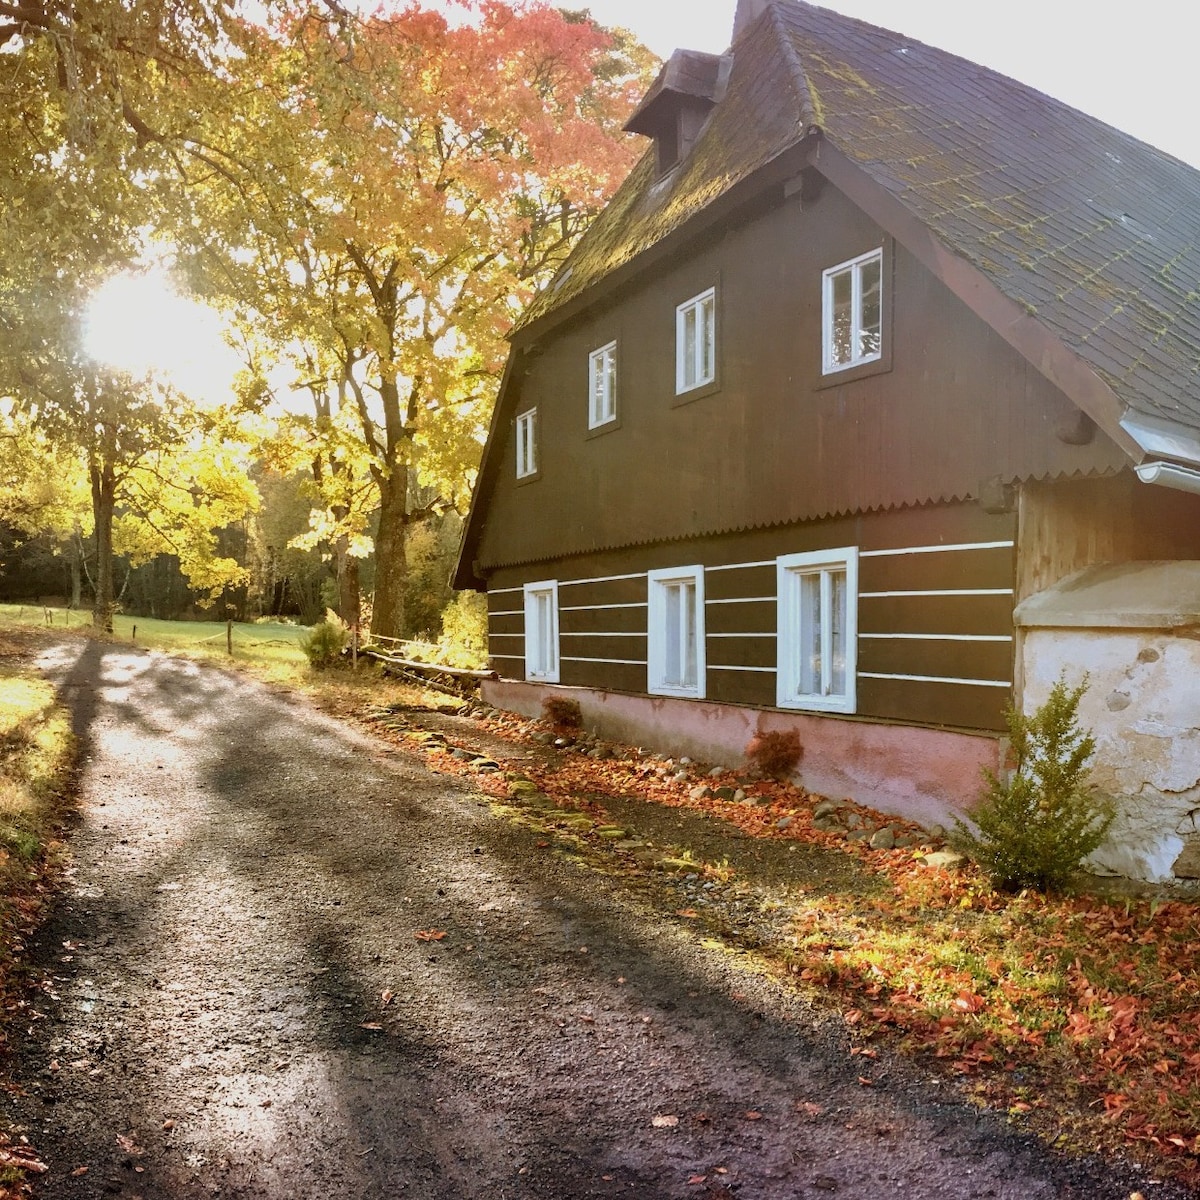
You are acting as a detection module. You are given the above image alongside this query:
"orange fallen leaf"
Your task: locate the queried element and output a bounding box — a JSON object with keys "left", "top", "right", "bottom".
{"left": 651, "top": 1115, "right": 679, "bottom": 1128}
{"left": 856, "top": 1076, "right": 875, "bottom": 1087}
{"left": 743, "top": 1110, "right": 763, "bottom": 1120}
{"left": 71, "top": 1166, "right": 88, "bottom": 1177}
{"left": 360, "top": 1021, "right": 383, "bottom": 1031}
{"left": 115, "top": 1134, "right": 144, "bottom": 1156}
{"left": 676, "top": 908, "right": 699, "bottom": 918}
{"left": 381, "top": 989, "right": 395, "bottom": 1005}
{"left": 162, "top": 1119, "right": 176, "bottom": 1131}
{"left": 414, "top": 929, "right": 446, "bottom": 941}
{"left": 796, "top": 1101, "right": 824, "bottom": 1117}
{"left": 688, "top": 1175, "right": 707, "bottom": 1184}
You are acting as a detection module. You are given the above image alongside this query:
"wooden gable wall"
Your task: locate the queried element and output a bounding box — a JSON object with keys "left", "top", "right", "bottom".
{"left": 472, "top": 174, "right": 1127, "bottom": 575}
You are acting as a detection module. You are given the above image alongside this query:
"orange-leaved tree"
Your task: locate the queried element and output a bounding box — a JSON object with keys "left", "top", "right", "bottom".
{"left": 177, "top": 0, "right": 653, "bottom": 639}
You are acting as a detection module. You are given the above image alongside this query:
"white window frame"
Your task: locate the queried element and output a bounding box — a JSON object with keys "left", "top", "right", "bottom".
{"left": 523, "top": 580, "right": 559, "bottom": 682}
{"left": 647, "top": 565, "right": 705, "bottom": 698}
{"left": 515, "top": 408, "right": 537, "bottom": 478}
{"left": 822, "top": 248, "right": 883, "bottom": 375}
{"left": 776, "top": 548, "right": 858, "bottom": 713}
{"left": 675, "top": 287, "right": 716, "bottom": 394}
{"left": 588, "top": 340, "right": 617, "bottom": 429}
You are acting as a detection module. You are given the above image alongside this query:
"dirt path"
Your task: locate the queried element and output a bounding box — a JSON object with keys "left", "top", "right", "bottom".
{"left": 0, "top": 641, "right": 1179, "bottom": 1198}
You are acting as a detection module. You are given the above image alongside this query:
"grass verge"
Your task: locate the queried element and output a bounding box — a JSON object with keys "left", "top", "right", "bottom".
{"left": 0, "top": 632, "right": 77, "bottom": 1195}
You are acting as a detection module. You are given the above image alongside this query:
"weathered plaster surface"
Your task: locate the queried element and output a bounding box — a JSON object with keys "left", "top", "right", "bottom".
{"left": 483, "top": 680, "right": 1000, "bottom": 831}
{"left": 1022, "top": 629, "right": 1200, "bottom": 882}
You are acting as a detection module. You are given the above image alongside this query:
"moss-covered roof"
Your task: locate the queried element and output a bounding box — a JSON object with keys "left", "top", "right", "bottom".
{"left": 520, "top": 0, "right": 1200, "bottom": 445}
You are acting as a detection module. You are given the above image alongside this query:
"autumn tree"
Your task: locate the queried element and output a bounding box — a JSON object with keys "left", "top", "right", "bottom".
{"left": 177, "top": 0, "right": 650, "bottom": 639}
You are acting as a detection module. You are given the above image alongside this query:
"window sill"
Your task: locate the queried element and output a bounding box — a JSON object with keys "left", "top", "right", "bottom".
{"left": 777, "top": 695, "right": 857, "bottom": 714}
{"left": 815, "top": 352, "right": 892, "bottom": 390}
{"left": 515, "top": 469, "right": 542, "bottom": 487}
{"left": 585, "top": 416, "right": 622, "bottom": 440}
{"left": 671, "top": 377, "right": 720, "bottom": 408}
{"left": 649, "top": 684, "right": 704, "bottom": 700}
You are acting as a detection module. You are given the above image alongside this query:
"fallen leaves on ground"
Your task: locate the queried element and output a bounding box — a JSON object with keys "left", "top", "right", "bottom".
{"left": 413, "top": 929, "right": 446, "bottom": 941}
{"left": 651, "top": 1115, "right": 679, "bottom": 1128}
{"left": 375, "top": 700, "right": 1200, "bottom": 1182}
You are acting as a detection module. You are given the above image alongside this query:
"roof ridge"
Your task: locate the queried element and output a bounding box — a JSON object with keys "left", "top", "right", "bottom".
{"left": 766, "top": 0, "right": 820, "bottom": 133}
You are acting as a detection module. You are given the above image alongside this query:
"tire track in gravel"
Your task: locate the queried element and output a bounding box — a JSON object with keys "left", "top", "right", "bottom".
{"left": 0, "top": 639, "right": 1181, "bottom": 1198}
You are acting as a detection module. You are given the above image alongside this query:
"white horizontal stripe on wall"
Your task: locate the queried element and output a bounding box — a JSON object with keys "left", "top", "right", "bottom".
{"left": 561, "top": 631, "right": 647, "bottom": 638}
{"left": 860, "top": 671, "right": 1010, "bottom": 688}
{"left": 705, "top": 596, "right": 775, "bottom": 605}
{"left": 488, "top": 609, "right": 523, "bottom": 618}
{"left": 560, "top": 571, "right": 645, "bottom": 587}
{"left": 560, "top": 656, "right": 647, "bottom": 666}
{"left": 859, "top": 540, "right": 1015, "bottom": 557}
{"left": 488, "top": 632, "right": 524, "bottom": 639}
{"left": 487, "top": 585, "right": 524, "bottom": 596}
{"left": 859, "top": 588, "right": 1013, "bottom": 598}
{"left": 560, "top": 602, "right": 647, "bottom": 612}
{"left": 707, "top": 664, "right": 776, "bottom": 674}
{"left": 859, "top": 632, "right": 1012, "bottom": 642}
{"left": 707, "top": 632, "right": 777, "bottom": 638}
{"left": 704, "top": 560, "right": 774, "bottom": 572}
{"left": 489, "top": 654, "right": 524, "bottom": 660}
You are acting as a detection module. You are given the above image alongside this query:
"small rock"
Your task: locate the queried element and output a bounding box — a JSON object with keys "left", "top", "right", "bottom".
{"left": 733, "top": 788, "right": 747, "bottom": 803}
{"left": 672, "top": 771, "right": 689, "bottom": 784}
{"left": 775, "top": 816, "right": 794, "bottom": 830}
{"left": 689, "top": 785, "right": 715, "bottom": 802}
{"left": 709, "top": 766, "right": 724, "bottom": 778}
{"left": 715, "top": 786, "right": 737, "bottom": 801}
{"left": 921, "top": 849, "right": 967, "bottom": 871}
{"left": 553, "top": 737, "right": 571, "bottom": 748}
{"left": 679, "top": 757, "right": 692, "bottom": 766}
{"left": 844, "top": 812, "right": 862, "bottom": 830}
{"left": 869, "top": 828, "right": 895, "bottom": 850}
{"left": 924, "top": 823, "right": 946, "bottom": 840}
{"left": 813, "top": 800, "right": 840, "bottom": 820}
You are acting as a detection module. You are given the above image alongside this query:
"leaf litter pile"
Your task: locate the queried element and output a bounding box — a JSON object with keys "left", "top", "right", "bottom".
{"left": 369, "top": 698, "right": 1200, "bottom": 1185}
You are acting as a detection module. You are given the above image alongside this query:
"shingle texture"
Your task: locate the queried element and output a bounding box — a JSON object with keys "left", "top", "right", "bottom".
{"left": 523, "top": 0, "right": 1200, "bottom": 440}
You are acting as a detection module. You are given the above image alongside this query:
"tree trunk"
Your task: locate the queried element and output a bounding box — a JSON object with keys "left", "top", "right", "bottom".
{"left": 336, "top": 536, "right": 361, "bottom": 631}
{"left": 89, "top": 454, "right": 116, "bottom": 633}
{"left": 68, "top": 527, "right": 83, "bottom": 609}
{"left": 370, "top": 465, "right": 408, "bottom": 640}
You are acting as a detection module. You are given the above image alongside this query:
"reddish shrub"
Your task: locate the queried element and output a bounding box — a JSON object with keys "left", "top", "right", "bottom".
{"left": 745, "top": 728, "right": 803, "bottom": 778}
{"left": 541, "top": 696, "right": 583, "bottom": 732}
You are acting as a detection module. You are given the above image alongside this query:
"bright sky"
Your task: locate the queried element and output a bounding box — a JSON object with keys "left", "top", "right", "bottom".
{"left": 87, "top": 0, "right": 1200, "bottom": 401}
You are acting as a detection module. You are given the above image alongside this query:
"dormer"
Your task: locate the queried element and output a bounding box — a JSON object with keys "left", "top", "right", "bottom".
{"left": 623, "top": 50, "right": 732, "bottom": 178}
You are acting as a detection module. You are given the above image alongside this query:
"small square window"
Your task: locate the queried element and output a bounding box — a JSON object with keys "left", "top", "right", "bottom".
{"left": 515, "top": 408, "right": 537, "bottom": 478}
{"left": 676, "top": 288, "right": 716, "bottom": 394}
{"left": 822, "top": 249, "right": 883, "bottom": 374}
{"left": 776, "top": 548, "right": 858, "bottom": 713}
{"left": 588, "top": 341, "right": 617, "bottom": 428}
{"left": 523, "top": 580, "right": 559, "bottom": 682}
{"left": 648, "top": 566, "right": 705, "bottom": 698}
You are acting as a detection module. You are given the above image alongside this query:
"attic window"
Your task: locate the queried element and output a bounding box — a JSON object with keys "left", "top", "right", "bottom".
{"left": 822, "top": 249, "right": 883, "bottom": 374}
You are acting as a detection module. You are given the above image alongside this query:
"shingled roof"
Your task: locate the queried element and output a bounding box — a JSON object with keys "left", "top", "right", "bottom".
{"left": 518, "top": 0, "right": 1200, "bottom": 468}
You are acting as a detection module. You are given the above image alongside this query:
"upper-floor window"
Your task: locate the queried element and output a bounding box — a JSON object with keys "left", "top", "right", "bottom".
{"left": 588, "top": 341, "right": 617, "bottom": 428}
{"left": 776, "top": 548, "right": 858, "bottom": 713}
{"left": 676, "top": 287, "right": 716, "bottom": 394}
{"left": 822, "top": 249, "right": 882, "bottom": 374}
{"left": 523, "top": 579, "right": 559, "bottom": 682}
{"left": 515, "top": 407, "right": 537, "bottom": 478}
{"left": 648, "top": 565, "right": 705, "bottom": 698}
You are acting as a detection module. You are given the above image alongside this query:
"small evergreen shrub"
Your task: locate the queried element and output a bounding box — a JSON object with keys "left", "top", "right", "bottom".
{"left": 745, "top": 728, "right": 803, "bottom": 778}
{"left": 953, "top": 676, "right": 1115, "bottom": 893}
{"left": 300, "top": 616, "right": 348, "bottom": 669}
{"left": 542, "top": 696, "right": 583, "bottom": 732}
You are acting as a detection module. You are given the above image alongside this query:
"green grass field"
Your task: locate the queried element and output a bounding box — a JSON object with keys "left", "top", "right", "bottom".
{"left": 0, "top": 604, "right": 310, "bottom": 680}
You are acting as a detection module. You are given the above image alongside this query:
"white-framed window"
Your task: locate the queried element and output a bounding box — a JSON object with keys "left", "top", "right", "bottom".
{"left": 676, "top": 287, "right": 716, "bottom": 394}
{"left": 776, "top": 548, "right": 858, "bottom": 713}
{"left": 588, "top": 341, "right": 617, "bottom": 428}
{"left": 822, "top": 248, "right": 883, "bottom": 374}
{"left": 648, "top": 565, "right": 705, "bottom": 698}
{"left": 515, "top": 408, "right": 537, "bottom": 478}
{"left": 523, "top": 579, "right": 559, "bottom": 682}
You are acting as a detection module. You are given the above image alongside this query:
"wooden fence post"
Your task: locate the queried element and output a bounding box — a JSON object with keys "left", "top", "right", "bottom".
{"left": 226, "top": 619, "right": 233, "bottom": 656}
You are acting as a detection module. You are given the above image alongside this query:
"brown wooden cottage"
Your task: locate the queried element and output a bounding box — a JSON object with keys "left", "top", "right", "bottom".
{"left": 455, "top": 0, "right": 1200, "bottom": 881}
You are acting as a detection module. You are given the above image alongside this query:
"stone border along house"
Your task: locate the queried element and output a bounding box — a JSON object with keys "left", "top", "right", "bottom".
{"left": 455, "top": 0, "right": 1200, "bottom": 883}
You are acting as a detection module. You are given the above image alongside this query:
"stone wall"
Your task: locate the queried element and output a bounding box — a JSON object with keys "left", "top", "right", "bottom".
{"left": 1017, "top": 562, "right": 1200, "bottom": 882}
